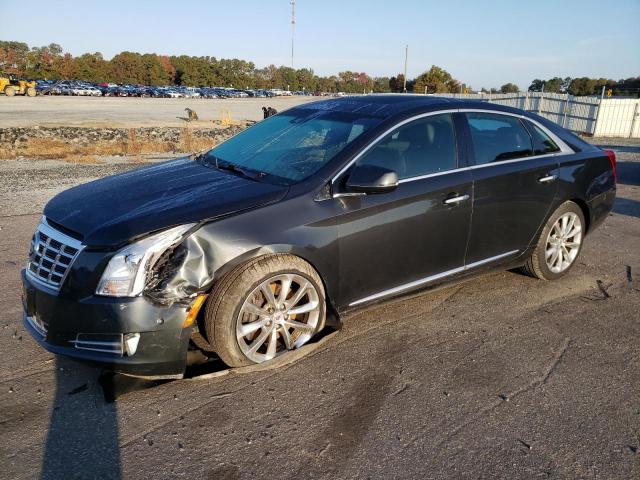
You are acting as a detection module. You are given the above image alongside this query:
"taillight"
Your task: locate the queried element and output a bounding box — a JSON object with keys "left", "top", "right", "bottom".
{"left": 603, "top": 149, "right": 617, "bottom": 183}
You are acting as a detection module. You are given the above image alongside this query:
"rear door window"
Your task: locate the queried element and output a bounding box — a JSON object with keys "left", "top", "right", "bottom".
{"left": 525, "top": 121, "right": 561, "bottom": 155}
{"left": 465, "top": 112, "right": 533, "bottom": 165}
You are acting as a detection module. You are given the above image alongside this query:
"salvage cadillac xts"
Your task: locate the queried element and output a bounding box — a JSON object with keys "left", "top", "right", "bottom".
{"left": 22, "top": 96, "right": 617, "bottom": 378}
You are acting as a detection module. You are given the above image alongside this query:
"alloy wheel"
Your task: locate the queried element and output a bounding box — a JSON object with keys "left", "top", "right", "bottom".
{"left": 545, "top": 212, "right": 582, "bottom": 274}
{"left": 236, "top": 273, "right": 320, "bottom": 363}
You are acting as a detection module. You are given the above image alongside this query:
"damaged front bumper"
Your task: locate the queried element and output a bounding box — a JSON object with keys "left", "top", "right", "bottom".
{"left": 21, "top": 269, "right": 193, "bottom": 378}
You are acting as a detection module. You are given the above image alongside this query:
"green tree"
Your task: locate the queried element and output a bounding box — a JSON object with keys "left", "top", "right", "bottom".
{"left": 141, "top": 54, "right": 171, "bottom": 85}
{"left": 26, "top": 43, "right": 64, "bottom": 79}
{"left": 544, "top": 77, "right": 564, "bottom": 93}
{"left": 0, "top": 41, "right": 30, "bottom": 74}
{"left": 373, "top": 76, "right": 391, "bottom": 93}
{"left": 75, "top": 52, "right": 110, "bottom": 83}
{"left": 389, "top": 74, "right": 405, "bottom": 92}
{"left": 110, "top": 51, "right": 146, "bottom": 84}
{"left": 613, "top": 77, "right": 640, "bottom": 97}
{"left": 528, "top": 79, "right": 544, "bottom": 92}
{"left": 413, "top": 65, "right": 460, "bottom": 93}
{"left": 500, "top": 83, "right": 519, "bottom": 93}
{"left": 54, "top": 53, "right": 79, "bottom": 80}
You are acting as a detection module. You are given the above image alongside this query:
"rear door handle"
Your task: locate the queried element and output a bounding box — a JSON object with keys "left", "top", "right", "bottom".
{"left": 538, "top": 175, "right": 557, "bottom": 183}
{"left": 443, "top": 194, "right": 470, "bottom": 205}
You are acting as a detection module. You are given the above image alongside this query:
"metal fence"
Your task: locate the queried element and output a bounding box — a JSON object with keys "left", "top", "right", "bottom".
{"left": 433, "top": 92, "right": 640, "bottom": 138}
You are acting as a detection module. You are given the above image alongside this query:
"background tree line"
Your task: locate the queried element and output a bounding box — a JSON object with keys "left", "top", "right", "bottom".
{"left": 0, "top": 41, "right": 389, "bottom": 93}
{"left": 527, "top": 76, "right": 640, "bottom": 97}
{"left": 1, "top": 40, "right": 637, "bottom": 96}
{"left": 0, "top": 41, "right": 468, "bottom": 94}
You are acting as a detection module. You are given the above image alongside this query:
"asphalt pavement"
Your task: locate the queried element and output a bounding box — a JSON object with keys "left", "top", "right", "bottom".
{"left": 0, "top": 144, "right": 638, "bottom": 479}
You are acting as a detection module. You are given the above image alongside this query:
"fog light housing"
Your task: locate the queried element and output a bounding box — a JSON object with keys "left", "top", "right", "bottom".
{"left": 124, "top": 333, "right": 140, "bottom": 356}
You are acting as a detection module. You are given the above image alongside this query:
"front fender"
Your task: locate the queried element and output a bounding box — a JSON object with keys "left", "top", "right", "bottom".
{"left": 144, "top": 193, "right": 340, "bottom": 310}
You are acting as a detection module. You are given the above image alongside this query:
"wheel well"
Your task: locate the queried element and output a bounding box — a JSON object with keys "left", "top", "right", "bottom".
{"left": 194, "top": 252, "right": 340, "bottom": 347}
{"left": 569, "top": 198, "right": 591, "bottom": 234}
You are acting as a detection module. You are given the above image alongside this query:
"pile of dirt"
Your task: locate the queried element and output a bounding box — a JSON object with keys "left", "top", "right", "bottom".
{"left": 0, "top": 123, "right": 250, "bottom": 161}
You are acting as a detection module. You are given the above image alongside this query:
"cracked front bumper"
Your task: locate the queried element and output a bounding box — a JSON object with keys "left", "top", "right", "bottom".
{"left": 21, "top": 269, "right": 192, "bottom": 378}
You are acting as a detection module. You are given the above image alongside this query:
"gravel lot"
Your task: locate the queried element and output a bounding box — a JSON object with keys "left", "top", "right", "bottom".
{"left": 0, "top": 96, "right": 318, "bottom": 128}
{"left": 0, "top": 143, "right": 638, "bottom": 479}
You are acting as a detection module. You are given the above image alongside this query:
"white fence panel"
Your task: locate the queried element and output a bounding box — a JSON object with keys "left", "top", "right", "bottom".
{"left": 634, "top": 105, "right": 640, "bottom": 138}
{"left": 432, "top": 92, "right": 639, "bottom": 138}
{"left": 593, "top": 98, "right": 640, "bottom": 138}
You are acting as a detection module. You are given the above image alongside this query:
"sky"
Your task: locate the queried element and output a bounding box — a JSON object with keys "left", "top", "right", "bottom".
{"left": 1, "top": 0, "right": 639, "bottom": 89}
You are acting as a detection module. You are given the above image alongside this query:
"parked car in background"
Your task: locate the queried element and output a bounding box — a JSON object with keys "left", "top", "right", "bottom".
{"left": 23, "top": 78, "right": 340, "bottom": 98}
{"left": 22, "top": 95, "right": 616, "bottom": 378}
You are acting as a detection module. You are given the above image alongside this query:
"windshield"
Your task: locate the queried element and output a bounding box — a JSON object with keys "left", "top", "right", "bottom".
{"left": 204, "top": 108, "right": 381, "bottom": 184}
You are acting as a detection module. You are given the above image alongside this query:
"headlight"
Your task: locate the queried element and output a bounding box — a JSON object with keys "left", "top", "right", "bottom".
{"left": 96, "top": 224, "right": 195, "bottom": 297}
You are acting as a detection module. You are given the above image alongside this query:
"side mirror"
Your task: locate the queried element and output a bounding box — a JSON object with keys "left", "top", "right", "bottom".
{"left": 345, "top": 164, "right": 399, "bottom": 194}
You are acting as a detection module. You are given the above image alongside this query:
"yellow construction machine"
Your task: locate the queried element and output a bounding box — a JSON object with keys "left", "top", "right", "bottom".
{"left": 0, "top": 73, "right": 36, "bottom": 96}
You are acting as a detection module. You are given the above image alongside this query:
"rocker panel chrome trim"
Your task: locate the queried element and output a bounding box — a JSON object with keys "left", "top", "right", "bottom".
{"left": 349, "top": 249, "right": 519, "bottom": 307}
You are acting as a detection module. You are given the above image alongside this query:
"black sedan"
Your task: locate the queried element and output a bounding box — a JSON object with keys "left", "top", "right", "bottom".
{"left": 21, "top": 95, "right": 616, "bottom": 377}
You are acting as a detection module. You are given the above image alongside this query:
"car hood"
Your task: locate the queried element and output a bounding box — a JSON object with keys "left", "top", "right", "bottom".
{"left": 43, "top": 158, "right": 289, "bottom": 247}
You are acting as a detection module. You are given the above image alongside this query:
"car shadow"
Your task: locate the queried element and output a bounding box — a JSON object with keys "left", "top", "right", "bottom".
{"left": 617, "top": 161, "right": 640, "bottom": 186}
{"left": 40, "top": 326, "right": 339, "bottom": 478}
{"left": 41, "top": 357, "right": 121, "bottom": 480}
{"left": 613, "top": 197, "right": 640, "bottom": 219}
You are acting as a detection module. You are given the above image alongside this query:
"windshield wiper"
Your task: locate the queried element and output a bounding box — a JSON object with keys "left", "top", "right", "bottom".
{"left": 189, "top": 150, "right": 208, "bottom": 161}
{"left": 196, "top": 153, "right": 271, "bottom": 183}
{"left": 215, "top": 159, "right": 266, "bottom": 182}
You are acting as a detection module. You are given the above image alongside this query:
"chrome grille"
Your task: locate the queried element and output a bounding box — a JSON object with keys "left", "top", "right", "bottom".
{"left": 27, "top": 218, "right": 83, "bottom": 290}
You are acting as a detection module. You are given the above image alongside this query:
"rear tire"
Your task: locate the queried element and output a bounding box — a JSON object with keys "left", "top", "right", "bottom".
{"left": 521, "top": 201, "right": 586, "bottom": 280}
{"left": 4, "top": 86, "right": 16, "bottom": 97}
{"left": 204, "top": 254, "right": 326, "bottom": 367}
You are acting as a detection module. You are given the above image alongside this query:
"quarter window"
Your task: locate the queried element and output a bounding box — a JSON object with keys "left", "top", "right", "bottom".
{"left": 526, "top": 121, "right": 560, "bottom": 155}
{"left": 465, "top": 112, "right": 533, "bottom": 165}
{"left": 355, "top": 114, "right": 457, "bottom": 180}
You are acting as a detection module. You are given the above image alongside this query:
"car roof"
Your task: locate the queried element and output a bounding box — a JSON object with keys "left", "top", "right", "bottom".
{"left": 293, "top": 94, "right": 529, "bottom": 119}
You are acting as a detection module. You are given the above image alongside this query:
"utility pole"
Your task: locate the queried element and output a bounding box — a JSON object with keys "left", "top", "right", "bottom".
{"left": 403, "top": 45, "right": 408, "bottom": 93}
{"left": 290, "top": 0, "right": 296, "bottom": 69}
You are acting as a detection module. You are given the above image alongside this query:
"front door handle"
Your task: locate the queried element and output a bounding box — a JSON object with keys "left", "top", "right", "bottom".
{"left": 443, "top": 194, "right": 470, "bottom": 205}
{"left": 538, "top": 174, "right": 557, "bottom": 183}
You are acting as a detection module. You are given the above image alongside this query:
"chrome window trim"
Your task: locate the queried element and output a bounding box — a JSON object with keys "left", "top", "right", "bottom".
{"left": 330, "top": 107, "right": 574, "bottom": 193}
{"left": 348, "top": 249, "right": 519, "bottom": 307}
{"left": 397, "top": 169, "right": 458, "bottom": 184}
{"left": 458, "top": 108, "right": 573, "bottom": 154}
{"left": 464, "top": 150, "right": 572, "bottom": 171}
{"left": 330, "top": 109, "right": 460, "bottom": 186}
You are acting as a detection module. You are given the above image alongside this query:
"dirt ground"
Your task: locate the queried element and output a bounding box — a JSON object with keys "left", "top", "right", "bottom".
{"left": 0, "top": 142, "right": 638, "bottom": 479}
{"left": 0, "top": 96, "right": 318, "bottom": 128}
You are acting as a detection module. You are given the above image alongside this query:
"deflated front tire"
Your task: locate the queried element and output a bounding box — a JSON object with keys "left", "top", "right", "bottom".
{"left": 203, "top": 254, "right": 326, "bottom": 367}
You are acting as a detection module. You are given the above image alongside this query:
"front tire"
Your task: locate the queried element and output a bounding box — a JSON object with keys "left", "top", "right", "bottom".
{"left": 521, "top": 201, "right": 585, "bottom": 280}
{"left": 204, "top": 254, "right": 326, "bottom": 367}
